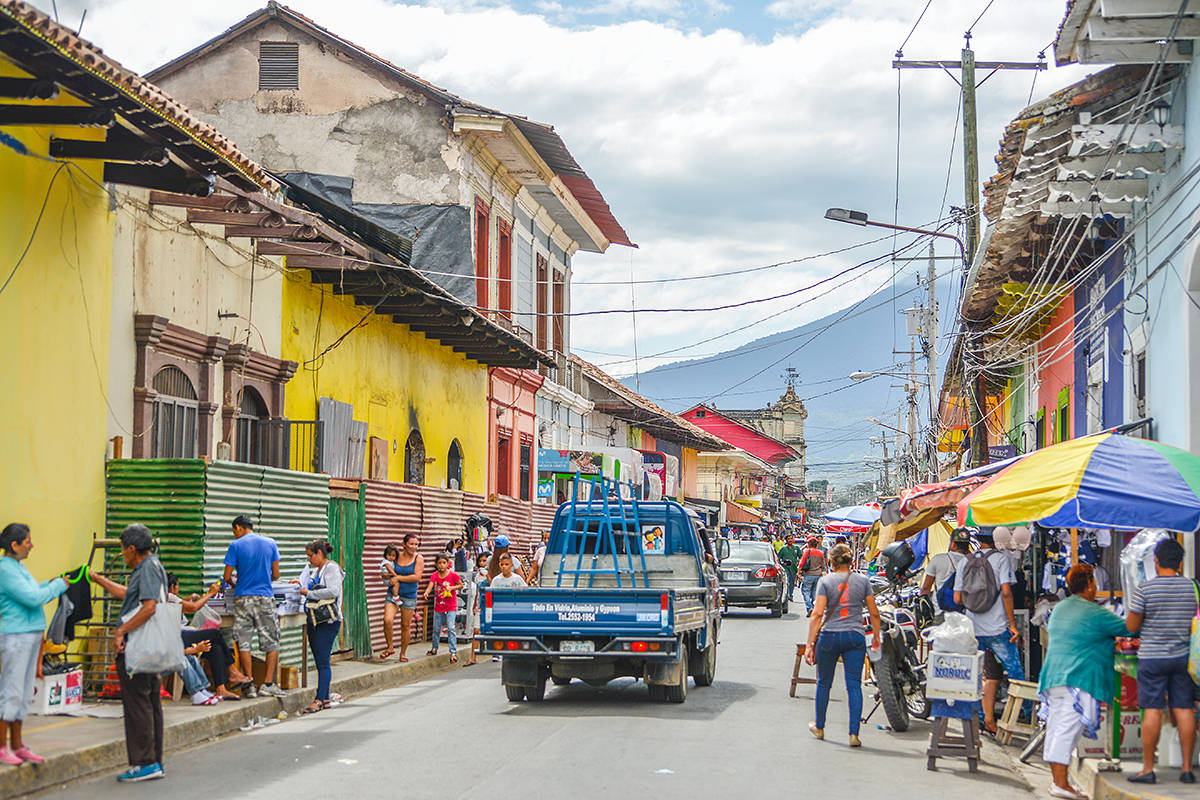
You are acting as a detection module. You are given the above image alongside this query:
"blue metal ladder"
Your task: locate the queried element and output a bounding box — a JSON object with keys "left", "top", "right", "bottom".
{"left": 555, "top": 473, "right": 650, "bottom": 589}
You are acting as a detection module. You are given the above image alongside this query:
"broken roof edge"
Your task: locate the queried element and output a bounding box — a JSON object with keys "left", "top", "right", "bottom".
{"left": 572, "top": 356, "right": 730, "bottom": 451}
{"left": 145, "top": 1, "right": 634, "bottom": 249}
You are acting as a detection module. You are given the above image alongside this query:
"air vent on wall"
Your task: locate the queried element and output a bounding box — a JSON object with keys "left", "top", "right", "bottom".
{"left": 259, "top": 42, "right": 299, "bottom": 90}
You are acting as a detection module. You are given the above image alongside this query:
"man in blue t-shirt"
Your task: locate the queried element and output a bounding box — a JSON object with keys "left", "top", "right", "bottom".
{"left": 222, "top": 515, "right": 283, "bottom": 698}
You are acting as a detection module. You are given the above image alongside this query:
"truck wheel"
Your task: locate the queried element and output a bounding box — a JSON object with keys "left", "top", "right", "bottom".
{"left": 551, "top": 676, "right": 571, "bottom": 686}
{"left": 647, "top": 683, "right": 666, "bottom": 702}
{"left": 505, "top": 684, "right": 526, "bottom": 702}
{"left": 665, "top": 649, "right": 689, "bottom": 703}
{"left": 692, "top": 640, "right": 717, "bottom": 687}
{"left": 525, "top": 676, "right": 547, "bottom": 702}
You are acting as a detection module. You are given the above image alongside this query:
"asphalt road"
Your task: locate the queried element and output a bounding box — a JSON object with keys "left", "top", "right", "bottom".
{"left": 47, "top": 608, "right": 1038, "bottom": 800}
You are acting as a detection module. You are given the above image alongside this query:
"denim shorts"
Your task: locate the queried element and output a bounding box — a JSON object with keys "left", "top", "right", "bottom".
{"left": 389, "top": 595, "right": 417, "bottom": 610}
{"left": 1138, "top": 655, "right": 1196, "bottom": 709}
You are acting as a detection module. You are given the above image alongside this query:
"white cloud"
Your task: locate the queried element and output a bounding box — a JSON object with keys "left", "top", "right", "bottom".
{"left": 44, "top": 0, "right": 1088, "bottom": 371}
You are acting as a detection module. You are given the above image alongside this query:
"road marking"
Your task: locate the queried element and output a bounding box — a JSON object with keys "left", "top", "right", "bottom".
{"left": 27, "top": 716, "right": 89, "bottom": 733}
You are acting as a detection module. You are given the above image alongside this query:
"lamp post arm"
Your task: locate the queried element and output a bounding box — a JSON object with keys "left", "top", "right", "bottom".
{"left": 862, "top": 220, "right": 966, "bottom": 262}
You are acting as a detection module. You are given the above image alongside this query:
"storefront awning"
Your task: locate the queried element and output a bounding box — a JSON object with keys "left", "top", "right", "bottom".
{"left": 723, "top": 500, "right": 762, "bottom": 524}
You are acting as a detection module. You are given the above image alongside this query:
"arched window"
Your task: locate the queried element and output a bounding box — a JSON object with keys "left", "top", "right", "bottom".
{"left": 447, "top": 439, "right": 463, "bottom": 490}
{"left": 152, "top": 366, "right": 198, "bottom": 458}
{"left": 404, "top": 429, "right": 426, "bottom": 485}
{"left": 235, "top": 388, "right": 269, "bottom": 465}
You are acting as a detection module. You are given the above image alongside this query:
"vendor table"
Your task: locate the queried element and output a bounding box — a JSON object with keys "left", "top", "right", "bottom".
{"left": 217, "top": 611, "right": 309, "bottom": 688}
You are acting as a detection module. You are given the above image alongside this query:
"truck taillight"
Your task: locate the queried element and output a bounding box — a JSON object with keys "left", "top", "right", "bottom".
{"left": 756, "top": 567, "right": 777, "bottom": 579}
{"left": 630, "top": 641, "right": 648, "bottom": 652}
{"left": 485, "top": 591, "right": 493, "bottom": 608}
{"left": 660, "top": 593, "right": 669, "bottom": 628}
{"left": 484, "top": 591, "right": 493, "bottom": 624}
{"left": 660, "top": 593, "right": 669, "bottom": 610}
{"left": 506, "top": 640, "right": 521, "bottom": 650}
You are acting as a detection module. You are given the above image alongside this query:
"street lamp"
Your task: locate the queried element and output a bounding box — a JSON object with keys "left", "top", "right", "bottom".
{"left": 850, "top": 370, "right": 929, "bottom": 384}
{"left": 867, "top": 417, "right": 911, "bottom": 437}
{"left": 824, "top": 208, "right": 966, "bottom": 260}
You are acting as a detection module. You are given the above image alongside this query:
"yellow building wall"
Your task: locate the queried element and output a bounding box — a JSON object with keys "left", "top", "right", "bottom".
{"left": 281, "top": 270, "right": 488, "bottom": 492}
{"left": 681, "top": 447, "right": 699, "bottom": 497}
{"left": 0, "top": 60, "right": 114, "bottom": 581}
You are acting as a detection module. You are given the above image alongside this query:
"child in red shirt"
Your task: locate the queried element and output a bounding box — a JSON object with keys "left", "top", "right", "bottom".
{"left": 423, "top": 553, "right": 464, "bottom": 662}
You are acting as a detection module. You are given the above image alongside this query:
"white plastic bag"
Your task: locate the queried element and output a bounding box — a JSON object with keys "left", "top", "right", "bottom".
{"left": 922, "top": 611, "right": 977, "bottom": 654}
{"left": 123, "top": 584, "right": 186, "bottom": 675}
{"left": 1120, "top": 528, "right": 1170, "bottom": 594}
{"left": 190, "top": 603, "right": 222, "bottom": 630}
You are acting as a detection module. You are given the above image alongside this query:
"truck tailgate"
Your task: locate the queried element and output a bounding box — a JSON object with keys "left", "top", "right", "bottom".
{"left": 483, "top": 588, "right": 674, "bottom": 637}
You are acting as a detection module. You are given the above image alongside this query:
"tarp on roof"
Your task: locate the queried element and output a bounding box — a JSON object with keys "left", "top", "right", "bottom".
{"left": 281, "top": 172, "right": 474, "bottom": 304}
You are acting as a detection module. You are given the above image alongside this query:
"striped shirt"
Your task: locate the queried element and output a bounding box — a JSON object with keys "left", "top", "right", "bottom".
{"left": 1129, "top": 575, "right": 1197, "bottom": 659}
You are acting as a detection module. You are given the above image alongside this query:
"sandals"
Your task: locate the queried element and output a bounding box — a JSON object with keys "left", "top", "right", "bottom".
{"left": 449, "top": 655, "right": 458, "bottom": 663}
{"left": 399, "top": 657, "right": 409, "bottom": 663}
{"left": 426, "top": 649, "right": 437, "bottom": 656}
{"left": 378, "top": 650, "right": 395, "bottom": 660}
{"left": 301, "top": 701, "right": 323, "bottom": 715}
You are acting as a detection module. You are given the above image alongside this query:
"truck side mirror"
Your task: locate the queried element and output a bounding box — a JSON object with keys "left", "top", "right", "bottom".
{"left": 716, "top": 539, "right": 730, "bottom": 561}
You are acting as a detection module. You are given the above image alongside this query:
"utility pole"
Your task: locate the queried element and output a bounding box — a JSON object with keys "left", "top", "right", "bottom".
{"left": 895, "top": 407, "right": 905, "bottom": 490}
{"left": 894, "top": 35, "right": 1044, "bottom": 469}
{"left": 925, "top": 243, "right": 939, "bottom": 481}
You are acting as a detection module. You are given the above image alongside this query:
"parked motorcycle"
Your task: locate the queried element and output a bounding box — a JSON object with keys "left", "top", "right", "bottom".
{"left": 866, "top": 542, "right": 930, "bottom": 732}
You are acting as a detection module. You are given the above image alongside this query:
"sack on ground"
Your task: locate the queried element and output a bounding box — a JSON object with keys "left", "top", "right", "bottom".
{"left": 923, "top": 611, "right": 977, "bottom": 654}
{"left": 958, "top": 550, "right": 1000, "bottom": 613}
{"left": 123, "top": 596, "right": 186, "bottom": 675}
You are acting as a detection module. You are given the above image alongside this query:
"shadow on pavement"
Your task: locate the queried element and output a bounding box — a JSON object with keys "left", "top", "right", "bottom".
{"left": 497, "top": 677, "right": 756, "bottom": 719}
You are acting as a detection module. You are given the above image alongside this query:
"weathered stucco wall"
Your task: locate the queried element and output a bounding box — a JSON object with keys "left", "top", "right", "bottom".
{"left": 281, "top": 269, "right": 487, "bottom": 491}
{"left": 153, "top": 20, "right": 461, "bottom": 204}
{"left": 108, "top": 191, "right": 285, "bottom": 455}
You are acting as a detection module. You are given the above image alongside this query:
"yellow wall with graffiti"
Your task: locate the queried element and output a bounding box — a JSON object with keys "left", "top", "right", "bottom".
{"left": 281, "top": 270, "right": 488, "bottom": 492}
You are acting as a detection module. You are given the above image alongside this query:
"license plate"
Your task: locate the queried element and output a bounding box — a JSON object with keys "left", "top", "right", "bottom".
{"left": 723, "top": 571, "right": 748, "bottom": 581}
{"left": 560, "top": 640, "right": 595, "bottom": 653}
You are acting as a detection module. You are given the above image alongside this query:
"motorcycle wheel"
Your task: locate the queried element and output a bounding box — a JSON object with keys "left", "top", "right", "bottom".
{"left": 906, "top": 687, "right": 930, "bottom": 719}
{"left": 876, "top": 649, "right": 910, "bottom": 732}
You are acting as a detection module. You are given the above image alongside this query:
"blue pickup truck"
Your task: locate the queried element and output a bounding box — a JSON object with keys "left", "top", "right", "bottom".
{"left": 477, "top": 478, "right": 722, "bottom": 703}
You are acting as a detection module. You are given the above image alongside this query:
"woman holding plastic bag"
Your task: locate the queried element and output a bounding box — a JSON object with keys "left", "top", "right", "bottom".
{"left": 92, "top": 524, "right": 183, "bottom": 783}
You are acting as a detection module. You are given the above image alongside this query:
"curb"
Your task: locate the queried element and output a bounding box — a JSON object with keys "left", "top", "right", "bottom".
{"left": 1072, "top": 757, "right": 1181, "bottom": 800}
{"left": 2, "top": 654, "right": 457, "bottom": 799}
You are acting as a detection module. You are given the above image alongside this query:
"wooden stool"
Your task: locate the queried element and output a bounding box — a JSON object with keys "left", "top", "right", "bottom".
{"left": 790, "top": 643, "right": 818, "bottom": 697}
{"left": 927, "top": 711, "right": 981, "bottom": 773}
{"left": 996, "top": 679, "right": 1040, "bottom": 745}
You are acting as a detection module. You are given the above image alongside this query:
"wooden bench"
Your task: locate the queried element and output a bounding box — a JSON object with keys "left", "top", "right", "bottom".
{"left": 996, "top": 679, "right": 1040, "bottom": 746}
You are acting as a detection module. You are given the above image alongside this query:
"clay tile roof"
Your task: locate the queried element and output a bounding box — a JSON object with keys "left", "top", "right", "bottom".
{"left": 0, "top": 0, "right": 277, "bottom": 192}
{"left": 571, "top": 355, "right": 730, "bottom": 451}
{"left": 146, "top": 2, "right": 632, "bottom": 248}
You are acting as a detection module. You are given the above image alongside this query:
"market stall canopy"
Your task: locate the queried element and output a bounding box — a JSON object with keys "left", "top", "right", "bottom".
{"left": 824, "top": 519, "right": 872, "bottom": 534}
{"left": 899, "top": 477, "right": 988, "bottom": 516}
{"left": 869, "top": 508, "right": 951, "bottom": 559}
{"left": 823, "top": 503, "right": 882, "bottom": 526}
{"left": 958, "top": 434, "right": 1200, "bottom": 532}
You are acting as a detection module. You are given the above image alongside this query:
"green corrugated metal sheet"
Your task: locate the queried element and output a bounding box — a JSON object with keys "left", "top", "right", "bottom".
{"left": 329, "top": 488, "right": 370, "bottom": 657}
{"left": 201, "top": 461, "right": 330, "bottom": 671}
{"left": 105, "top": 459, "right": 207, "bottom": 594}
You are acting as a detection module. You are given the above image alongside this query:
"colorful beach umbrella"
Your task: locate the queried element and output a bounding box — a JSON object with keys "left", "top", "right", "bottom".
{"left": 823, "top": 503, "right": 882, "bottom": 525}
{"left": 957, "top": 434, "right": 1200, "bottom": 533}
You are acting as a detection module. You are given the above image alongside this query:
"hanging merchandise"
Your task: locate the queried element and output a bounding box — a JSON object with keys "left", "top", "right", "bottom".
{"left": 47, "top": 565, "right": 92, "bottom": 645}
{"left": 1120, "top": 529, "right": 1172, "bottom": 592}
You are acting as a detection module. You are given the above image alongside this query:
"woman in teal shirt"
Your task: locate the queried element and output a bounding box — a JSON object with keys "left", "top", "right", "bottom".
{"left": 0, "top": 523, "right": 68, "bottom": 766}
{"left": 1039, "top": 564, "right": 1130, "bottom": 800}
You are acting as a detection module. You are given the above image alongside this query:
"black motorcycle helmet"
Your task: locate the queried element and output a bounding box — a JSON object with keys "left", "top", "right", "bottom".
{"left": 880, "top": 540, "right": 916, "bottom": 583}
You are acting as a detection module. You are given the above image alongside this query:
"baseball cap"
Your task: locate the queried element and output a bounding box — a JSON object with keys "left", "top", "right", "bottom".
{"left": 950, "top": 527, "right": 972, "bottom": 544}
{"left": 494, "top": 534, "right": 510, "bottom": 547}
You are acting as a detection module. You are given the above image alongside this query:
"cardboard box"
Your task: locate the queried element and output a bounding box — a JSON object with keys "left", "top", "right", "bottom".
{"left": 925, "top": 650, "right": 984, "bottom": 701}
{"left": 32, "top": 669, "right": 83, "bottom": 715}
{"left": 1077, "top": 706, "right": 1142, "bottom": 760}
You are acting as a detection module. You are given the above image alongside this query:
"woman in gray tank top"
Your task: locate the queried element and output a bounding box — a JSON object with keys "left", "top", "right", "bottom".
{"left": 804, "top": 543, "right": 881, "bottom": 746}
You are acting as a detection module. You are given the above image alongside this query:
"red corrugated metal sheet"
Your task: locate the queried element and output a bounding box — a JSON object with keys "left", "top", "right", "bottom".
{"left": 559, "top": 174, "right": 635, "bottom": 248}
{"left": 362, "top": 481, "right": 423, "bottom": 654}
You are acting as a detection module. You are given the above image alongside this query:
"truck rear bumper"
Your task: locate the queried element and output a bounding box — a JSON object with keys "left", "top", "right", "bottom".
{"left": 477, "top": 635, "right": 678, "bottom": 659}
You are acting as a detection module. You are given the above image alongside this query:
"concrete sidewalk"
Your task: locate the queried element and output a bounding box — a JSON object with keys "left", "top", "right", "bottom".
{"left": 0, "top": 652, "right": 462, "bottom": 799}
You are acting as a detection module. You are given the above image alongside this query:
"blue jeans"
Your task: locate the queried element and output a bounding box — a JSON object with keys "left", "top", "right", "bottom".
{"left": 178, "top": 655, "right": 209, "bottom": 696}
{"left": 784, "top": 571, "right": 797, "bottom": 602}
{"left": 814, "top": 629, "right": 867, "bottom": 736}
{"left": 801, "top": 576, "right": 820, "bottom": 614}
{"left": 976, "top": 633, "right": 1025, "bottom": 681}
{"left": 432, "top": 610, "right": 457, "bottom": 655}
{"left": 307, "top": 620, "right": 341, "bottom": 701}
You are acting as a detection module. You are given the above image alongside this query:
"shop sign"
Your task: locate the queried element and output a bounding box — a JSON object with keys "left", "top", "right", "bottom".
{"left": 988, "top": 444, "right": 1017, "bottom": 461}
{"left": 536, "top": 478, "right": 555, "bottom": 499}
{"left": 537, "top": 449, "right": 602, "bottom": 474}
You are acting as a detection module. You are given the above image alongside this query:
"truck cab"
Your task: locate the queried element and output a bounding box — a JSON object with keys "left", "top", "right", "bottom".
{"left": 478, "top": 477, "right": 721, "bottom": 703}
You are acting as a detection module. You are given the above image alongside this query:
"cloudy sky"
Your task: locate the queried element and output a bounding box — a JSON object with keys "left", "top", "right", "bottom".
{"left": 46, "top": 0, "right": 1088, "bottom": 386}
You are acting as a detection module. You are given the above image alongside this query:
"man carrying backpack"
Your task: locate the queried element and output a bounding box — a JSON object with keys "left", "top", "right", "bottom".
{"left": 797, "top": 536, "right": 827, "bottom": 616}
{"left": 921, "top": 528, "right": 971, "bottom": 614}
{"left": 954, "top": 529, "right": 1024, "bottom": 735}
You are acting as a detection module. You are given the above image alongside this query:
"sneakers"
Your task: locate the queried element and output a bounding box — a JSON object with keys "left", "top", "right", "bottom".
{"left": 13, "top": 747, "right": 45, "bottom": 764}
{"left": 0, "top": 747, "right": 22, "bottom": 766}
{"left": 116, "top": 763, "right": 164, "bottom": 782}
{"left": 191, "top": 691, "right": 220, "bottom": 706}
{"left": 1048, "top": 785, "right": 1087, "bottom": 800}
{"left": 258, "top": 683, "right": 286, "bottom": 698}
{"left": 243, "top": 683, "right": 258, "bottom": 699}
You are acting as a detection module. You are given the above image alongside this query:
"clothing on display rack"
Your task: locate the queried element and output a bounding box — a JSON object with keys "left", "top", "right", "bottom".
{"left": 47, "top": 565, "right": 92, "bottom": 644}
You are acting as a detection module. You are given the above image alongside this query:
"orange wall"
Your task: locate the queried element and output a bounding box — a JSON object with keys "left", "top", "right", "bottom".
{"left": 681, "top": 447, "right": 698, "bottom": 497}
{"left": 487, "top": 367, "right": 543, "bottom": 498}
{"left": 1037, "top": 294, "right": 1076, "bottom": 443}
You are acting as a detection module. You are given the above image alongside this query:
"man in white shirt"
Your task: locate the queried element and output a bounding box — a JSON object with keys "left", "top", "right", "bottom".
{"left": 921, "top": 528, "right": 971, "bottom": 611}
